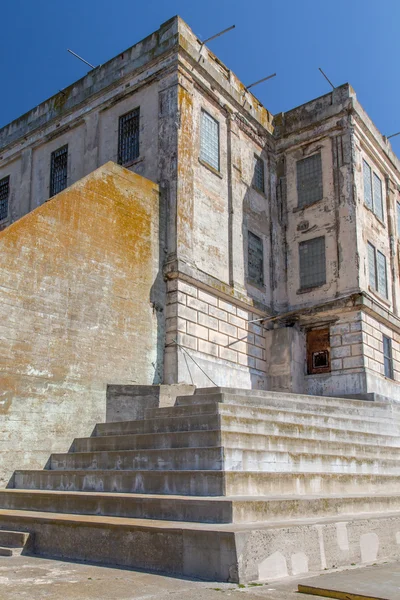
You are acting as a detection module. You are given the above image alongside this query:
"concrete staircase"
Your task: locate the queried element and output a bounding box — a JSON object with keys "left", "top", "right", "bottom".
{"left": 1, "top": 387, "right": 400, "bottom": 581}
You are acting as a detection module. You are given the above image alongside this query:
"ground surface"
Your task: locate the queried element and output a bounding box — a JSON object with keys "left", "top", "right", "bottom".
{"left": 0, "top": 555, "right": 397, "bottom": 600}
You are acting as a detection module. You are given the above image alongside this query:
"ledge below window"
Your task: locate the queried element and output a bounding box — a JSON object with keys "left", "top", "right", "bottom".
{"left": 367, "top": 285, "right": 391, "bottom": 308}
{"left": 198, "top": 158, "right": 223, "bottom": 179}
{"left": 121, "top": 157, "right": 144, "bottom": 169}
{"left": 297, "top": 283, "right": 326, "bottom": 295}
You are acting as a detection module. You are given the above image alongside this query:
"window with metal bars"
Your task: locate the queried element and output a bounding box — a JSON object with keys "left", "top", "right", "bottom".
{"left": 50, "top": 145, "right": 68, "bottom": 198}
{"left": 367, "top": 241, "right": 388, "bottom": 298}
{"left": 299, "top": 236, "right": 326, "bottom": 290}
{"left": 296, "top": 153, "right": 323, "bottom": 208}
{"left": 247, "top": 231, "right": 264, "bottom": 287}
{"left": 383, "top": 335, "right": 394, "bottom": 379}
{"left": 363, "top": 159, "right": 384, "bottom": 222}
{"left": 200, "top": 111, "right": 219, "bottom": 171}
{"left": 253, "top": 155, "right": 265, "bottom": 193}
{"left": 0, "top": 176, "right": 10, "bottom": 221}
{"left": 118, "top": 108, "right": 140, "bottom": 165}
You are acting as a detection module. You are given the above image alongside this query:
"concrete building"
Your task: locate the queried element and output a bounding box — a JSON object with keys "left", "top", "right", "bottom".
{"left": 0, "top": 14, "right": 399, "bottom": 417}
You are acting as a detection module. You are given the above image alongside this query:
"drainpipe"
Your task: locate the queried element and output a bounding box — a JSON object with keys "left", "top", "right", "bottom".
{"left": 225, "top": 107, "right": 234, "bottom": 287}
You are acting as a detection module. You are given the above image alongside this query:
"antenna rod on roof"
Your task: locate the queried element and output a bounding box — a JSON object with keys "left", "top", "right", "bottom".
{"left": 318, "top": 67, "right": 335, "bottom": 90}
{"left": 387, "top": 131, "right": 400, "bottom": 140}
{"left": 201, "top": 25, "right": 235, "bottom": 46}
{"left": 67, "top": 49, "right": 96, "bottom": 70}
{"left": 246, "top": 73, "right": 277, "bottom": 90}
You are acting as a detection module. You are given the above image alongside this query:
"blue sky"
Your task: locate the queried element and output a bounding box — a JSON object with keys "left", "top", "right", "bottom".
{"left": 2, "top": 0, "right": 400, "bottom": 154}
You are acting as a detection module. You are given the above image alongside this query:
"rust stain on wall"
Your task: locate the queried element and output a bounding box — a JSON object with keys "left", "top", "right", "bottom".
{"left": 0, "top": 162, "right": 161, "bottom": 486}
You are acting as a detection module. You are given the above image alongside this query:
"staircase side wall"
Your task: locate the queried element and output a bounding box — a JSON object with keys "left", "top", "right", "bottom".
{"left": 0, "top": 162, "right": 163, "bottom": 486}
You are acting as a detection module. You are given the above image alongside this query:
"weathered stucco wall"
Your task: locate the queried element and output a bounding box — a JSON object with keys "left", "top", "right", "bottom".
{"left": 0, "top": 162, "right": 163, "bottom": 486}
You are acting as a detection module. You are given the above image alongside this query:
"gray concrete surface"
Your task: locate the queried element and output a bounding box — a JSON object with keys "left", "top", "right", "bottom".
{"left": 0, "top": 554, "right": 322, "bottom": 600}
{"left": 299, "top": 562, "right": 400, "bottom": 599}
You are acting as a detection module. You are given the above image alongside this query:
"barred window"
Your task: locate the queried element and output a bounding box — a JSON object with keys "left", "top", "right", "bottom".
{"left": 118, "top": 108, "right": 140, "bottom": 165}
{"left": 253, "top": 156, "right": 265, "bottom": 193}
{"left": 383, "top": 335, "right": 394, "bottom": 379}
{"left": 368, "top": 242, "right": 388, "bottom": 298}
{"left": 50, "top": 145, "right": 68, "bottom": 198}
{"left": 377, "top": 250, "right": 388, "bottom": 298}
{"left": 363, "top": 158, "right": 384, "bottom": 222}
{"left": 299, "top": 236, "right": 326, "bottom": 289}
{"left": 247, "top": 231, "right": 264, "bottom": 287}
{"left": 200, "top": 111, "right": 219, "bottom": 171}
{"left": 373, "top": 173, "right": 384, "bottom": 221}
{"left": 397, "top": 202, "right": 400, "bottom": 236}
{"left": 368, "top": 242, "right": 377, "bottom": 291}
{"left": 296, "top": 153, "right": 323, "bottom": 208}
{"left": 0, "top": 176, "right": 9, "bottom": 221}
{"left": 363, "top": 160, "right": 373, "bottom": 210}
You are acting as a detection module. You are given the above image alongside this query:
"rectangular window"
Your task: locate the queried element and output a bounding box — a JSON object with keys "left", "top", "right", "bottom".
{"left": 50, "top": 145, "right": 68, "bottom": 198}
{"left": 253, "top": 156, "right": 265, "bottom": 193}
{"left": 368, "top": 242, "right": 388, "bottom": 298}
{"left": 0, "top": 175, "right": 10, "bottom": 221}
{"left": 118, "top": 108, "right": 140, "bottom": 165}
{"left": 247, "top": 231, "right": 264, "bottom": 287}
{"left": 377, "top": 251, "right": 388, "bottom": 298}
{"left": 296, "top": 153, "right": 323, "bottom": 208}
{"left": 368, "top": 242, "right": 377, "bottom": 291}
{"left": 363, "top": 158, "right": 384, "bottom": 222}
{"left": 307, "top": 329, "right": 330, "bottom": 374}
{"left": 363, "top": 160, "right": 373, "bottom": 210}
{"left": 200, "top": 111, "right": 219, "bottom": 171}
{"left": 397, "top": 201, "right": 400, "bottom": 236}
{"left": 383, "top": 335, "right": 394, "bottom": 379}
{"left": 299, "top": 236, "right": 326, "bottom": 290}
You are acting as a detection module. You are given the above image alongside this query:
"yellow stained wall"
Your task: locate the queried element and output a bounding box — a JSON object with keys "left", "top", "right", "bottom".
{"left": 0, "top": 162, "right": 161, "bottom": 486}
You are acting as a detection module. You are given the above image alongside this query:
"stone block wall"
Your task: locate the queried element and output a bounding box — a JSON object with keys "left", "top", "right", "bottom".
{"left": 0, "top": 163, "right": 163, "bottom": 486}
{"left": 164, "top": 279, "right": 267, "bottom": 389}
{"left": 361, "top": 313, "right": 400, "bottom": 382}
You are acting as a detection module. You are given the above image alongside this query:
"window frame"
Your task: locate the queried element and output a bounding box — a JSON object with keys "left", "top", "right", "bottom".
{"left": 296, "top": 152, "right": 323, "bottom": 209}
{"left": 0, "top": 175, "right": 10, "bottom": 222}
{"left": 367, "top": 241, "right": 388, "bottom": 299}
{"left": 117, "top": 107, "right": 140, "bottom": 167}
{"left": 253, "top": 155, "right": 265, "bottom": 194}
{"left": 199, "top": 110, "right": 220, "bottom": 172}
{"left": 247, "top": 230, "right": 264, "bottom": 288}
{"left": 49, "top": 145, "right": 68, "bottom": 198}
{"left": 299, "top": 235, "right": 326, "bottom": 291}
{"left": 383, "top": 335, "right": 394, "bottom": 379}
{"left": 363, "top": 158, "right": 385, "bottom": 223}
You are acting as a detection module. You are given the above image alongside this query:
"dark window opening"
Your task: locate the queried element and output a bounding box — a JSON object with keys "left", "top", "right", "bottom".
{"left": 296, "top": 153, "right": 323, "bottom": 208}
{"left": 0, "top": 176, "right": 10, "bottom": 221}
{"left": 253, "top": 156, "right": 265, "bottom": 193}
{"left": 50, "top": 145, "right": 68, "bottom": 197}
{"left": 118, "top": 108, "right": 140, "bottom": 165}
{"left": 247, "top": 231, "right": 264, "bottom": 287}
{"left": 383, "top": 335, "right": 394, "bottom": 379}
{"left": 299, "top": 236, "right": 326, "bottom": 289}
{"left": 307, "top": 328, "right": 330, "bottom": 374}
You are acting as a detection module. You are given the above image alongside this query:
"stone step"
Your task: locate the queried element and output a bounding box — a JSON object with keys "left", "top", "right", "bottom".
{"left": 94, "top": 413, "right": 220, "bottom": 437}
{"left": 73, "top": 429, "right": 221, "bottom": 453}
{"left": 0, "top": 529, "right": 30, "bottom": 547}
{"left": 73, "top": 421, "right": 400, "bottom": 456}
{"left": 168, "top": 393, "right": 397, "bottom": 421}
{"left": 49, "top": 446, "right": 400, "bottom": 475}
{"left": 95, "top": 406, "right": 399, "bottom": 442}
{"left": 50, "top": 447, "right": 224, "bottom": 472}
{"left": 1, "top": 508, "right": 400, "bottom": 581}
{"left": 12, "top": 469, "right": 400, "bottom": 497}
{"left": 191, "top": 387, "right": 394, "bottom": 411}
{"left": 219, "top": 411, "right": 400, "bottom": 437}
{"left": 1, "top": 489, "right": 400, "bottom": 525}
{"left": 221, "top": 431, "right": 400, "bottom": 460}
{"left": 0, "top": 547, "right": 13, "bottom": 557}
